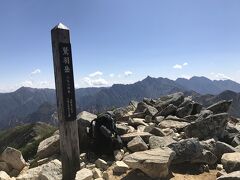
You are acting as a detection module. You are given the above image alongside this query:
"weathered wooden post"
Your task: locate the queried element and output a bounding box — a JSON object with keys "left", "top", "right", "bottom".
{"left": 51, "top": 23, "right": 80, "bottom": 180}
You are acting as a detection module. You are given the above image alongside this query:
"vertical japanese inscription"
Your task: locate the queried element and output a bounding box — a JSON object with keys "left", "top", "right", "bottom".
{"left": 59, "top": 43, "right": 76, "bottom": 121}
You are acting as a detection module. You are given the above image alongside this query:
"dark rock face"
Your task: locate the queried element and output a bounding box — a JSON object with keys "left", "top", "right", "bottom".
{"left": 156, "top": 104, "right": 177, "bottom": 117}
{"left": 191, "top": 149, "right": 217, "bottom": 165}
{"left": 155, "top": 92, "right": 185, "bottom": 110}
{"left": 167, "top": 138, "right": 203, "bottom": 164}
{"left": 191, "top": 102, "right": 203, "bottom": 115}
{"left": 216, "top": 141, "right": 237, "bottom": 159}
{"left": 168, "top": 138, "right": 218, "bottom": 165}
{"left": 176, "top": 103, "right": 193, "bottom": 118}
{"left": 184, "top": 113, "right": 228, "bottom": 140}
{"left": 206, "top": 100, "right": 232, "bottom": 114}
{"left": 134, "top": 102, "right": 158, "bottom": 117}
{"left": 232, "top": 135, "right": 240, "bottom": 147}
{"left": 200, "top": 139, "right": 237, "bottom": 161}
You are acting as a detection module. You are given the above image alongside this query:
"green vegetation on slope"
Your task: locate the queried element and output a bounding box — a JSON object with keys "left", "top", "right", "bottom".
{"left": 0, "top": 122, "right": 57, "bottom": 160}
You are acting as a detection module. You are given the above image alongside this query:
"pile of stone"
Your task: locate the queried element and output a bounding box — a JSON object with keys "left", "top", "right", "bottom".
{"left": 109, "top": 92, "right": 240, "bottom": 179}
{"left": 1, "top": 92, "right": 240, "bottom": 180}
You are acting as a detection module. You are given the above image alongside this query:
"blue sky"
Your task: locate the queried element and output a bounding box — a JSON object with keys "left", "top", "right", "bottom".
{"left": 1, "top": 0, "right": 240, "bottom": 92}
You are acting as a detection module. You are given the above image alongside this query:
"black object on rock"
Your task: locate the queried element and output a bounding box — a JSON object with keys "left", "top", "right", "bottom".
{"left": 87, "top": 113, "right": 123, "bottom": 155}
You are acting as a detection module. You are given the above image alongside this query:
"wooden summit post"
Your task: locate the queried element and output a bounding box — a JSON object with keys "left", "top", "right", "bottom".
{"left": 51, "top": 23, "right": 80, "bottom": 180}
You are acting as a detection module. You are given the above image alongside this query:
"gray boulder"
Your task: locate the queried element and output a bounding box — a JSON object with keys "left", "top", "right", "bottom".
{"left": 156, "top": 104, "right": 177, "bottom": 117}
{"left": 192, "top": 149, "right": 217, "bottom": 165}
{"left": 184, "top": 115, "right": 198, "bottom": 122}
{"left": 116, "top": 124, "right": 130, "bottom": 135}
{"left": 112, "top": 161, "right": 129, "bottom": 174}
{"left": 113, "top": 105, "right": 135, "bottom": 121}
{"left": 134, "top": 102, "right": 158, "bottom": 116}
{"left": 77, "top": 111, "right": 97, "bottom": 150}
{"left": 17, "top": 159, "right": 61, "bottom": 180}
{"left": 39, "top": 159, "right": 62, "bottom": 180}
{"left": 222, "top": 152, "right": 240, "bottom": 173}
{"left": 127, "top": 136, "right": 148, "bottom": 152}
{"left": 92, "top": 168, "right": 102, "bottom": 179}
{"left": 207, "top": 100, "right": 232, "bottom": 114}
{"left": 149, "top": 136, "right": 176, "bottom": 149}
{"left": 168, "top": 138, "right": 203, "bottom": 164}
{"left": 123, "top": 147, "right": 175, "bottom": 179}
{"left": 184, "top": 113, "right": 228, "bottom": 140}
{"left": 95, "top": 159, "right": 108, "bottom": 171}
{"left": 37, "top": 131, "right": 60, "bottom": 159}
{"left": 143, "top": 98, "right": 156, "bottom": 106}
{"left": 159, "top": 120, "right": 189, "bottom": 130}
{"left": 201, "top": 139, "right": 236, "bottom": 160}
{"left": 128, "top": 118, "right": 148, "bottom": 127}
{"left": 176, "top": 103, "right": 193, "bottom": 118}
{"left": 195, "top": 109, "right": 213, "bottom": 122}
{"left": 129, "top": 100, "right": 138, "bottom": 109}
{"left": 148, "top": 127, "right": 165, "bottom": 137}
{"left": 75, "top": 168, "right": 93, "bottom": 180}
{"left": 155, "top": 92, "right": 184, "bottom": 110}
{"left": 1, "top": 147, "right": 26, "bottom": 171}
{"left": 216, "top": 141, "right": 237, "bottom": 160}
{"left": 121, "top": 132, "right": 151, "bottom": 143}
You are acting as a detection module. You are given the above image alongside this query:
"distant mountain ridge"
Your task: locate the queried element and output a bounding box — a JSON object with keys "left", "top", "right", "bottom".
{"left": 176, "top": 76, "right": 240, "bottom": 94}
{"left": 1, "top": 76, "right": 240, "bottom": 129}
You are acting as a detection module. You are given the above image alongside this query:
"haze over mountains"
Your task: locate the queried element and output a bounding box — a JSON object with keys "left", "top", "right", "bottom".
{"left": 1, "top": 76, "right": 240, "bottom": 130}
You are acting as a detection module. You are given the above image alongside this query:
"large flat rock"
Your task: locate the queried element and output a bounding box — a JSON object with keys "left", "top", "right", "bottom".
{"left": 37, "top": 131, "right": 60, "bottom": 159}
{"left": 121, "top": 132, "right": 151, "bottom": 143}
{"left": 159, "top": 120, "right": 189, "bottom": 130}
{"left": 123, "top": 147, "right": 175, "bottom": 179}
{"left": 17, "top": 159, "right": 62, "bottom": 180}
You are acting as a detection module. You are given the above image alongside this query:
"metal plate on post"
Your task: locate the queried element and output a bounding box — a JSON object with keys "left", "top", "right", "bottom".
{"left": 59, "top": 42, "right": 76, "bottom": 121}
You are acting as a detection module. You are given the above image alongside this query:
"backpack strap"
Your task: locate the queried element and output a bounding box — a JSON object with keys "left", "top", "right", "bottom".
{"left": 88, "top": 119, "right": 96, "bottom": 138}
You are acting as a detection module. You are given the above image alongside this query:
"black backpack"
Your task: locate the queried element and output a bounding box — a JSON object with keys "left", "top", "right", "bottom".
{"left": 87, "top": 113, "right": 122, "bottom": 155}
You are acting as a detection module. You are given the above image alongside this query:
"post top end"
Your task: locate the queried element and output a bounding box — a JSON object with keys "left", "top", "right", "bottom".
{"left": 53, "top": 23, "right": 69, "bottom": 30}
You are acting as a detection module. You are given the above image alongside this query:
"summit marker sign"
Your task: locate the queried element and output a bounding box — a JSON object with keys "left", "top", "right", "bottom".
{"left": 51, "top": 23, "right": 80, "bottom": 180}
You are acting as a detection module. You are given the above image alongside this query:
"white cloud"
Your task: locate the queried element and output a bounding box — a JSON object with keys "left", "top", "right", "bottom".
{"left": 83, "top": 77, "right": 108, "bottom": 86}
{"left": 211, "top": 72, "right": 231, "bottom": 80}
{"left": 17, "top": 79, "right": 54, "bottom": 89}
{"left": 89, "top": 71, "right": 103, "bottom": 77}
{"left": 124, "top": 71, "right": 133, "bottom": 76}
{"left": 109, "top": 73, "right": 115, "bottom": 78}
{"left": 173, "top": 62, "right": 188, "bottom": 69}
{"left": 38, "top": 81, "right": 53, "bottom": 88}
{"left": 181, "top": 75, "right": 191, "bottom": 79}
{"left": 173, "top": 64, "right": 182, "bottom": 69}
{"left": 31, "top": 69, "right": 41, "bottom": 75}
{"left": 21, "top": 80, "right": 33, "bottom": 87}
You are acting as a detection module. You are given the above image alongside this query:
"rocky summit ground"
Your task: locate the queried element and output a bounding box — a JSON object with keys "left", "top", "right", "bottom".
{"left": 1, "top": 92, "right": 240, "bottom": 179}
